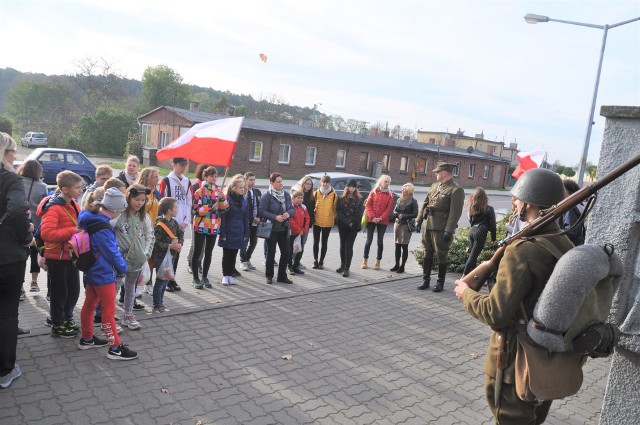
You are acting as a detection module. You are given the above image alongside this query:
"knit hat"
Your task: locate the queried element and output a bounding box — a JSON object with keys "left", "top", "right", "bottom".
{"left": 102, "top": 188, "right": 127, "bottom": 212}
{"left": 346, "top": 179, "right": 357, "bottom": 187}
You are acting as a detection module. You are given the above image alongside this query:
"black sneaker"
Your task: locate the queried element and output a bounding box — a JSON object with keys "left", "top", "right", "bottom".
{"left": 172, "top": 283, "right": 181, "bottom": 292}
{"left": 51, "top": 324, "right": 77, "bottom": 339}
{"left": 45, "top": 317, "right": 53, "bottom": 327}
{"left": 232, "top": 270, "right": 241, "bottom": 277}
{"left": 65, "top": 319, "right": 80, "bottom": 332}
{"left": 132, "top": 303, "right": 145, "bottom": 311}
{"left": 277, "top": 277, "right": 294, "bottom": 284}
{"left": 107, "top": 344, "right": 138, "bottom": 361}
{"left": 94, "top": 316, "right": 102, "bottom": 327}
{"left": 166, "top": 284, "right": 175, "bottom": 292}
{"left": 77, "top": 336, "right": 108, "bottom": 350}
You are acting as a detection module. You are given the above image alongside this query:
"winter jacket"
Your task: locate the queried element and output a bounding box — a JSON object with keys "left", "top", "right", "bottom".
{"left": 219, "top": 192, "right": 249, "bottom": 250}
{"left": 290, "top": 203, "right": 310, "bottom": 236}
{"left": 114, "top": 212, "right": 155, "bottom": 271}
{"left": 259, "top": 190, "right": 295, "bottom": 232}
{"left": 336, "top": 196, "right": 364, "bottom": 231}
{"left": 37, "top": 194, "right": 81, "bottom": 260}
{"left": 145, "top": 190, "right": 162, "bottom": 223}
{"left": 391, "top": 197, "right": 419, "bottom": 225}
{"left": 80, "top": 181, "right": 100, "bottom": 208}
{"left": 192, "top": 183, "right": 229, "bottom": 235}
{"left": 159, "top": 172, "right": 193, "bottom": 226}
{"left": 22, "top": 176, "right": 48, "bottom": 229}
{"left": 313, "top": 188, "right": 337, "bottom": 228}
{"left": 469, "top": 205, "right": 497, "bottom": 242}
{"left": 0, "top": 168, "right": 31, "bottom": 266}
{"left": 291, "top": 184, "right": 316, "bottom": 226}
{"left": 77, "top": 211, "right": 127, "bottom": 285}
{"left": 365, "top": 189, "right": 394, "bottom": 225}
{"left": 152, "top": 216, "right": 184, "bottom": 263}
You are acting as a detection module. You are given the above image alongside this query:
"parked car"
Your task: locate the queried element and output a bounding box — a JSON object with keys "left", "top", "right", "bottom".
{"left": 307, "top": 172, "right": 377, "bottom": 193}
{"left": 13, "top": 148, "right": 96, "bottom": 187}
{"left": 21, "top": 131, "right": 48, "bottom": 148}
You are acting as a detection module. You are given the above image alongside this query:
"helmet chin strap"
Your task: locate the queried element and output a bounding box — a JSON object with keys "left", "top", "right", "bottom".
{"left": 519, "top": 203, "right": 528, "bottom": 222}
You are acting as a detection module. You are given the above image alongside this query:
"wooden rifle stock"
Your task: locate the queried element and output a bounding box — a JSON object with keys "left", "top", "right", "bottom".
{"left": 462, "top": 151, "right": 640, "bottom": 291}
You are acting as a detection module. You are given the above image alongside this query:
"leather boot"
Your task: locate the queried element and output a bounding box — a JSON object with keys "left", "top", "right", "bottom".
{"left": 418, "top": 258, "right": 432, "bottom": 290}
{"left": 432, "top": 262, "right": 447, "bottom": 292}
{"left": 361, "top": 259, "right": 368, "bottom": 269}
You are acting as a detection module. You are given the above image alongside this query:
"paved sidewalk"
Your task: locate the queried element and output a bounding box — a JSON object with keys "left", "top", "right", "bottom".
{"left": 8, "top": 231, "right": 609, "bottom": 424}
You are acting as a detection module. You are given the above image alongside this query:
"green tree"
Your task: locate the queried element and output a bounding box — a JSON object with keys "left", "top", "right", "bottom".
{"left": 0, "top": 115, "right": 12, "bottom": 134}
{"left": 586, "top": 164, "right": 597, "bottom": 181}
{"left": 76, "top": 107, "right": 138, "bottom": 155}
{"left": 563, "top": 167, "right": 576, "bottom": 177}
{"left": 139, "top": 65, "right": 191, "bottom": 112}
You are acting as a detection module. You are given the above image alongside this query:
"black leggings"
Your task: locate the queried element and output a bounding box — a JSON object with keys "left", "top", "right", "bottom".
{"left": 394, "top": 243, "right": 409, "bottom": 267}
{"left": 463, "top": 225, "right": 488, "bottom": 275}
{"left": 192, "top": 233, "right": 217, "bottom": 280}
{"left": 313, "top": 225, "right": 331, "bottom": 262}
{"left": 222, "top": 248, "right": 239, "bottom": 277}
{"left": 338, "top": 228, "right": 358, "bottom": 269}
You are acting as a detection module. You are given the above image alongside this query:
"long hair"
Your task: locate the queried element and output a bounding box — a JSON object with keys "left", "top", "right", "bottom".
{"left": 86, "top": 187, "right": 106, "bottom": 213}
{"left": 468, "top": 187, "right": 489, "bottom": 216}
{"left": 294, "top": 175, "right": 313, "bottom": 192}
{"left": 125, "top": 183, "right": 148, "bottom": 221}
{"left": 372, "top": 174, "right": 391, "bottom": 192}
{"left": 340, "top": 186, "right": 362, "bottom": 200}
{"left": 137, "top": 167, "right": 159, "bottom": 188}
{"left": 0, "top": 132, "right": 17, "bottom": 172}
{"left": 16, "top": 159, "right": 43, "bottom": 180}
{"left": 225, "top": 175, "right": 246, "bottom": 196}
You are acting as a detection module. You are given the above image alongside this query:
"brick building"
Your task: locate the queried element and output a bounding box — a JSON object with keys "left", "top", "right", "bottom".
{"left": 138, "top": 106, "right": 510, "bottom": 188}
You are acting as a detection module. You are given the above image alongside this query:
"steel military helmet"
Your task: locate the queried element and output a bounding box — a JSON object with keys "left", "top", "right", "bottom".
{"left": 510, "top": 168, "right": 565, "bottom": 208}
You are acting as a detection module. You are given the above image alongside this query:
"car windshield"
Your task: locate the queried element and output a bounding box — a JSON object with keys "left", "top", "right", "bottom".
{"left": 33, "top": 133, "right": 46, "bottom": 138}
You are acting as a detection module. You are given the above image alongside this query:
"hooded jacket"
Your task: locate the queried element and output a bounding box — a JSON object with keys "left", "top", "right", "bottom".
{"left": 218, "top": 192, "right": 249, "bottom": 250}
{"left": 159, "top": 172, "right": 193, "bottom": 226}
{"left": 192, "top": 183, "right": 229, "bottom": 235}
{"left": 365, "top": 188, "right": 394, "bottom": 226}
{"left": 152, "top": 216, "right": 184, "bottom": 263}
{"left": 290, "top": 203, "right": 310, "bottom": 236}
{"left": 114, "top": 211, "right": 154, "bottom": 271}
{"left": 37, "top": 194, "right": 81, "bottom": 260}
{"left": 77, "top": 210, "right": 128, "bottom": 285}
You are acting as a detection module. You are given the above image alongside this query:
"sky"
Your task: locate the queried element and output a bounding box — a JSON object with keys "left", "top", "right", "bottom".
{"left": 1, "top": 0, "right": 639, "bottom": 166}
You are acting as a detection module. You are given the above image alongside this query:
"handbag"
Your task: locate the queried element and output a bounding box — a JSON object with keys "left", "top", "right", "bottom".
{"left": 407, "top": 219, "right": 416, "bottom": 232}
{"left": 256, "top": 221, "right": 273, "bottom": 239}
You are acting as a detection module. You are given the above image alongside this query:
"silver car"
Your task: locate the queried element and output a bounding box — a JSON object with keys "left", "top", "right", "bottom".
{"left": 21, "top": 131, "right": 48, "bottom": 148}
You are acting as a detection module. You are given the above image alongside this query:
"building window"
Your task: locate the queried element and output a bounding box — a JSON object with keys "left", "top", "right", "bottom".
{"left": 382, "top": 154, "right": 391, "bottom": 171}
{"left": 249, "top": 141, "right": 263, "bottom": 162}
{"left": 305, "top": 147, "right": 317, "bottom": 166}
{"left": 278, "top": 144, "right": 291, "bottom": 164}
{"left": 483, "top": 165, "right": 490, "bottom": 179}
{"left": 400, "top": 156, "right": 409, "bottom": 173}
{"left": 160, "top": 132, "right": 170, "bottom": 148}
{"left": 468, "top": 164, "right": 476, "bottom": 178}
{"left": 179, "top": 127, "right": 189, "bottom": 136}
{"left": 453, "top": 162, "right": 461, "bottom": 177}
{"left": 336, "top": 150, "right": 347, "bottom": 168}
{"left": 141, "top": 124, "right": 151, "bottom": 146}
{"left": 359, "top": 152, "right": 370, "bottom": 170}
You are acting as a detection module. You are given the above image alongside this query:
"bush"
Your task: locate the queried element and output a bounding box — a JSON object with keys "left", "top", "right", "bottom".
{"left": 125, "top": 131, "right": 143, "bottom": 159}
{"left": 62, "top": 134, "right": 84, "bottom": 151}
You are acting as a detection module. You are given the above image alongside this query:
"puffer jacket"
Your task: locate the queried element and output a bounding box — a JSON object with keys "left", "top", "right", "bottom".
{"left": 192, "top": 183, "right": 229, "bottom": 235}
{"left": 313, "top": 188, "right": 337, "bottom": 227}
{"left": 218, "top": 192, "right": 249, "bottom": 250}
{"left": 0, "top": 168, "right": 31, "bottom": 266}
{"left": 290, "top": 203, "right": 310, "bottom": 236}
{"left": 114, "top": 212, "right": 154, "bottom": 271}
{"left": 77, "top": 211, "right": 127, "bottom": 285}
{"left": 364, "top": 189, "right": 394, "bottom": 225}
{"left": 37, "top": 194, "right": 81, "bottom": 260}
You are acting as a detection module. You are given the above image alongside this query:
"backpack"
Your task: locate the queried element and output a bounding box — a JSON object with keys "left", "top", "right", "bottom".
{"left": 69, "top": 222, "right": 113, "bottom": 271}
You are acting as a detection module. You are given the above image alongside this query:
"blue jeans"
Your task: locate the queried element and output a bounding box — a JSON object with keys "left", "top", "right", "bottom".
{"left": 363, "top": 222, "right": 387, "bottom": 260}
{"left": 153, "top": 278, "right": 168, "bottom": 308}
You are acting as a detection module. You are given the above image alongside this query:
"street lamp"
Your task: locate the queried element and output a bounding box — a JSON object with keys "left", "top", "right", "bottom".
{"left": 524, "top": 13, "right": 640, "bottom": 186}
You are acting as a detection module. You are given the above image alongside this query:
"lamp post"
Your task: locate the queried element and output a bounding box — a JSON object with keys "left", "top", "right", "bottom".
{"left": 524, "top": 13, "right": 640, "bottom": 186}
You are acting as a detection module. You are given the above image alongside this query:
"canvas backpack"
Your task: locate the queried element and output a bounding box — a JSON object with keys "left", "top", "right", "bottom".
{"left": 69, "top": 222, "right": 113, "bottom": 271}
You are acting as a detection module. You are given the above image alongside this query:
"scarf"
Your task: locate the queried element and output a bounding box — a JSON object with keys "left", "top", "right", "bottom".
{"left": 125, "top": 172, "right": 138, "bottom": 187}
{"left": 230, "top": 191, "right": 244, "bottom": 208}
{"left": 319, "top": 186, "right": 332, "bottom": 196}
{"left": 396, "top": 195, "right": 413, "bottom": 210}
{"left": 268, "top": 186, "right": 286, "bottom": 208}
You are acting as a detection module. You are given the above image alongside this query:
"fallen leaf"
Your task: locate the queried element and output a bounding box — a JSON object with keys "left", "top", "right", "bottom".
{"left": 214, "top": 300, "right": 222, "bottom": 304}
{"left": 470, "top": 352, "right": 479, "bottom": 359}
{"left": 281, "top": 354, "right": 293, "bottom": 360}
{"left": 309, "top": 342, "right": 314, "bottom": 346}
{"left": 196, "top": 421, "right": 204, "bottom": 425}
{"left": 161, "top": 388, "right": 169, "bottom": 393}
{"left": 307, "top": 299, "right": 315, "bottom": 303}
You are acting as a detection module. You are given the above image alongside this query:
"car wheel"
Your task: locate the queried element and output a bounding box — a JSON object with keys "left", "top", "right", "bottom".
{"left": 81, "top": 176, "right": 92, "bottom": 191}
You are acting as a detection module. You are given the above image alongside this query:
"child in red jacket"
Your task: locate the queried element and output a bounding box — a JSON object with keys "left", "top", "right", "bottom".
{"left": 37, "top": 171, "right": 84, "bottom": 338}
{"left": 288, "top": 191, "right": 310, "bottom": 275}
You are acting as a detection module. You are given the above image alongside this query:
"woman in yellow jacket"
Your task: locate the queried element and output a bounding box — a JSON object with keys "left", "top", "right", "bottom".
{"left": 312, "top": 175, "right": 337, "bottom": 269}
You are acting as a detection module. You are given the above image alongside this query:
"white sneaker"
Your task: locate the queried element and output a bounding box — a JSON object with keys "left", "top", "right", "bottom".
{"left": 228, "top": 276, "right": 235, "bottom": 285}
{"left": 222, "top": 276, "right": 231, "bottom": 285}
{"left": 247, "top": 261, "right": 256, "bottom": 270}
{"left": 116, "top": 324, "right": 124, "bottom": 333}
{"left": 144, "top": 285, "right": 153, "bottom": 295}
{"left": 135, "top": 288, "right": 142, "bottom": 299}
{"left": 241, "top": 261, "right": 250, "bottom": 271}
{"left": 122, "top": 315, "right": 142, "bottom": 330}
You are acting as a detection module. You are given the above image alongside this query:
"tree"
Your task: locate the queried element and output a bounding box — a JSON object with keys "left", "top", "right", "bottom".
{"left": 563, "top": 167, "right": 576, "bottom": 177}
{"left": 586, "top": 164, "right": 597, "bottom": 181}
{"left": 72, "top": 57, "right": 127, "bottom": 114}
{"left": 139, "top": 65, "right": 191, "bottom": 112}
{"left": 75, "top": 107, "right": 138, "bottom": 155}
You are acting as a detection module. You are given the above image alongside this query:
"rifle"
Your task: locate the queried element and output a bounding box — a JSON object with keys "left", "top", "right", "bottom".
{"left": 463, "top": 152, "right": 640, "bottom": 291}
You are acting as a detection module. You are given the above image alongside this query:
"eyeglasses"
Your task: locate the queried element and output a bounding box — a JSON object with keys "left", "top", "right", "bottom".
{"left": 130, "top": 187, "right": 152, "bottom": 196}
{"left": 5, "top": 149, "right": 16, "bottom": 153}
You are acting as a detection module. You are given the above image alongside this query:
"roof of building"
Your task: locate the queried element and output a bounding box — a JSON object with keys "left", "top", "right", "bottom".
{"left": 139, "top": 106, "right": 509, "bottom": 163}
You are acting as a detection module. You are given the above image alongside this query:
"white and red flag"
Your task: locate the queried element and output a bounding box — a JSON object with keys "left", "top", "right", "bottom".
{"left": 512, "top": 145, "right": 546, "bottom": 179}
{"left": 156, "top": 117, "right": 244, "bottom": 167}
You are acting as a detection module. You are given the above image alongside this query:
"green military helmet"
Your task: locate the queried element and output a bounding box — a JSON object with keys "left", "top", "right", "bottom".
{"left": 510, "top": 168, "right": 564, "bottom": 207}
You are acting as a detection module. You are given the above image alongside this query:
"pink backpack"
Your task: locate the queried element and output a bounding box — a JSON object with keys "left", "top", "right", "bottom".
{"left": 69, "top": 222, "right": 112, "bottom": 271}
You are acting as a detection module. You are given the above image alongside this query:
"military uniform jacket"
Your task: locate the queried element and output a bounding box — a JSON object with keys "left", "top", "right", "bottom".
{"left": 461, "top": 221, "right": 574, "bottom": 383}
{"left": 417, "top": 179, "right": 465, "bottom": 233}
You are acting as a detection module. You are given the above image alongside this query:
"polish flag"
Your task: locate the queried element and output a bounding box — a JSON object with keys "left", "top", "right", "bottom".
{"left": 512, "top": 145, "right": 546, "bottom": 179}
{"left": 156, "top": 117, "right": 244, "bottom": 167}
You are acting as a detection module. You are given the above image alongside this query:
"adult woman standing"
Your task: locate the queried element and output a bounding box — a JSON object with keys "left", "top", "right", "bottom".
{"left": 191, "top": 166, "right": 229, "bottom": 289}
{"left": 390, "top": 183, "right": 419, "bottom": 274}
{"left": 335, "top": 179, "right": 364, "bottom": 277}
{"left": 462, "top": 187, "right": 496, "bottom": 276}
{"left": 137, "top": 167, "right": 161, "bottom": 295}
{"left": 16, "top": 160, "right": 48, "bottom": 292}
{"left": 312, "top": 175, "right": 337, "bottom": 269}
{"left": 362, "top": 175, "right": 394, "bottom": 270}
{"left": 259, "top": 173, "right": 294, "bottom": 285}
{"left": 290, "top": 175, "right": 315, "bottom": 270}
{"left": 117, "top": 155, "right": 140, "bottom": 188}
{"left": 0, "top": 133, "right": 32, "bottom": 388}
{"left": 218, "top": 177, "right": 249, "bottom": 285}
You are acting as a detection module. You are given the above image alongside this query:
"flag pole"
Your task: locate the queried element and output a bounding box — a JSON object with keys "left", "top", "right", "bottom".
{"left": 220, "top": 167, "right": 230, "bottom": 191}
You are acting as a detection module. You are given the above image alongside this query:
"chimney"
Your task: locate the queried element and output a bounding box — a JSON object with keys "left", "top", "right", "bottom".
{"left": 370, "top": 128, "right": 379, "bottom": 137}
{"left": 382, "top": 130, "right": 390, "bottom": 138}
{"left": 189, "top": 102, "right": 200, "bottom": 111}
{"left": 509, "top": 142, "right": 518, "bottom": 149}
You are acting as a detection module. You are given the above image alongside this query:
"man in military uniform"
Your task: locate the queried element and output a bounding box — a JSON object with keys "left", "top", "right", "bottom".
{"left": 416, "top": 162, "right": 465, "bottom": 292}
{"left": 454, "top": 168, "right": 573, "bottom": 424}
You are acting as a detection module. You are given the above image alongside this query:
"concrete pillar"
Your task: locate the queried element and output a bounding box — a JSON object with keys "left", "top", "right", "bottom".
{"left": 589, "top": 106, "right": 640, "bottom": 425}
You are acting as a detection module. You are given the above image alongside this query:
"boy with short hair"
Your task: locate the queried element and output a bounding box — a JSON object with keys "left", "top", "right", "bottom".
{"left": 81, "top": 164, "right": 114, "bottom": 207}
{"left": 37, "top": 171, "right": 84, "bottom": 338}
{"left": 240, "top": 171, "right": 262, "bottom": 271}
{"left": 288, "top": 190, "right": 310, "bottom": 275}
